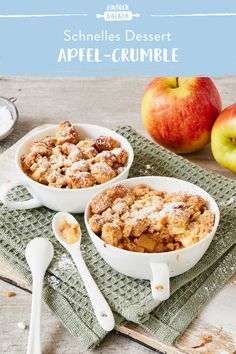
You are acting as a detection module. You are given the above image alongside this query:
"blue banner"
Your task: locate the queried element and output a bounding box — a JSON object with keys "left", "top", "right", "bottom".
{"left": 1, "top": 0, "right": 236, "bottom": 76}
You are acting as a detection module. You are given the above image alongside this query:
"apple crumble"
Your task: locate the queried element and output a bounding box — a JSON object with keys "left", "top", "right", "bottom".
{"left": 20, "top": 121, "right": 128, "bottom": 189}
{"left": 60, "top": 218, "right": 80, "bottom": 244}
{"left": 89, "top": 184, "right": 215, "bottom": 253}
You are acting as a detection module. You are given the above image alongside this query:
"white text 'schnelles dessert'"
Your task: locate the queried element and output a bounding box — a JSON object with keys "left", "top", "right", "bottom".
{"left": 88, "top": 184, "right": 215, "bottom": 253}
{"left": 20, "top": 121, "right": 129, "bottom": 189}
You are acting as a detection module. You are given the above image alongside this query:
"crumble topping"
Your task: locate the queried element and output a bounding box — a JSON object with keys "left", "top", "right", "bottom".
{"left": 20, "top": 121, "right": 128, "bottom": 189}
{"left": 89, "top": 184, "right": 215, "bottom": 253}
{"left": 59, "top": 218, "right": 80, "bottom": 244}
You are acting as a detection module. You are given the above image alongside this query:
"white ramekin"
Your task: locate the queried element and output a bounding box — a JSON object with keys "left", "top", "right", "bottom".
{"left": 85, "top": 176, "right": 220, "bottom": 301}
{"left": 0, "top": 124, "right": 134, "bottom": 213}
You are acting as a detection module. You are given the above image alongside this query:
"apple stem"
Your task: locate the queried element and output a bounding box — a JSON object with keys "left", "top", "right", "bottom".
{"left": 229, "top": 137, "right": 236, "bottom": 145}
{"left": 176, "top": 77, "right": 179, "bottom": 88}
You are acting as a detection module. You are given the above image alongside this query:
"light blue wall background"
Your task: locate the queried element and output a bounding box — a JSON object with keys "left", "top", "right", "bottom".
{"left": 0, "top": 1, "right": 236, "bottom": 76}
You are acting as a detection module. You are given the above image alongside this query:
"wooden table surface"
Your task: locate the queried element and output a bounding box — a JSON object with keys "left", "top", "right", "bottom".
{"left": 0, "top": 76, "right": 235, "bottom": 354}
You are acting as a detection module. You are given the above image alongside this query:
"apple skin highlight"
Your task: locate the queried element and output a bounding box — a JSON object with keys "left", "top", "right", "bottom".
{"left": 211, "top": 103, "right": 236, "bottom": 173}
{"left": 141, "top": 77, "right": 222, "bottom": 154}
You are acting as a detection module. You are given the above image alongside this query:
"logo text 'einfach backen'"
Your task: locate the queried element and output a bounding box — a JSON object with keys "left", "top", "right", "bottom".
{"left": 96, "top": 4, "right": 140, "bottom": 22}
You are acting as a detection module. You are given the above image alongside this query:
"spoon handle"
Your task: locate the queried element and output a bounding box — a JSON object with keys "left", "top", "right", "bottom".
{"left": 27, "top": 273, "right": 43, "bottom": 354}
{"left": 71, "top": 249, "right": 115, "bottom": 331}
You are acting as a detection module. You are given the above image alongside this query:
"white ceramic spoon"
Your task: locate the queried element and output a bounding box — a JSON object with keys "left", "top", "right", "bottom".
{"left": 25, "top": 237, "right": 54, "bottom": 354}
{"left": 52, "top": 212, "right": 115, "bottom": 332}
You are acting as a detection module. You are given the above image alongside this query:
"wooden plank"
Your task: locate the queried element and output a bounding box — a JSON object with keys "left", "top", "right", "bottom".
{"left": 1, "top": 257, "right": 235, "bottom": 354}
{"left": 1, "top": 280, "right": 155, "bottom": 354}
{"left": 0, "top": 258, "right": 180, "bottom": 354}
{"left": 0, "top": 126, "right": 235, "bottom": 354}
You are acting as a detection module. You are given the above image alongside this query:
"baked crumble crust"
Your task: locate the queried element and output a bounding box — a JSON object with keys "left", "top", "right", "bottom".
{"left": 89, "top": 184, "right": 215, "bottom": 253}
{"left": 21, "top": 121, "right": 128, "bottom": 189}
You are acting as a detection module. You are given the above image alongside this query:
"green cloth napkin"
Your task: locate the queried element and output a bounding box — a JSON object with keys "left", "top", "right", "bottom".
{"left": 0, "top": 126, "right": 235, "bottom": 352}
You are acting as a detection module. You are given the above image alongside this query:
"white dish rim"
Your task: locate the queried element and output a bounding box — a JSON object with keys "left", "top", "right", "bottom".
{"left": 16, "top": 123, "right": 134, "bottom": 192}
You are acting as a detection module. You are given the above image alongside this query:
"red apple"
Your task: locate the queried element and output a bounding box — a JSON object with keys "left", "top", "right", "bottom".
{"left": 141, "top": 77, "right": 222, "bottom": 153}
{"left": 211, "top": 103, "right": 236, "bottom": 173}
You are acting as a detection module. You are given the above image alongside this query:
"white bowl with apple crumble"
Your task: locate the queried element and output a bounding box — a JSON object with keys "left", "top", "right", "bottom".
{"left": 85, "top": 176, "right": 220, "bottom": 301}
{"left": 0, "top": 122, "right": 133, "bottom": 212}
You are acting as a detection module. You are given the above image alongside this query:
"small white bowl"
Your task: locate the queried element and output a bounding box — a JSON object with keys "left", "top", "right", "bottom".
{"left": 85, "top": 176, "right": 220, "bottom": 301}
{"left": 0, "top": 96, "right": 19, "bottom": 141}
{"left": 0, "top": 124, "right": 134, "bottom": 213}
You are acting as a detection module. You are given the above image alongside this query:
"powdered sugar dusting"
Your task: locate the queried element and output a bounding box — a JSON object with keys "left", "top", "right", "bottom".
{"left": 139, "top": 164, "right": 154, "bottom": 176}
{"left": 52, "top": 252, "right": 77, "bottom": 274}
{"left": 112, "top": 147, "right": 122, "bottom": 156}
{"left": 57, "top": 253, "right": 76, "bottom": 272}
{"left": 130, "top": 202, "right": 185, "bottom": 223}
{"left": 17, "top": 322, "right": 27, "bottom": 330}
{"left": 93, "top": 162, "right": 112, "bottom": 173}
{"left": 48, "top": 275, "right": 60, "bottom": 288}
{"left": 219, "top": 197, "right": 236, "bottom": 207}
